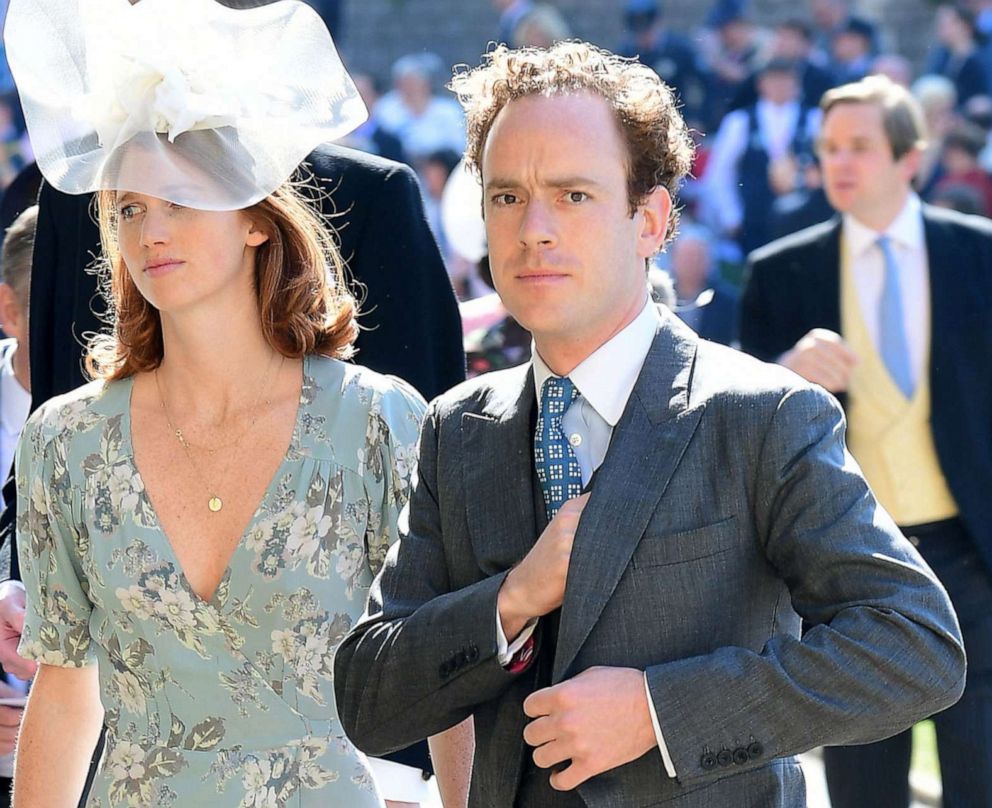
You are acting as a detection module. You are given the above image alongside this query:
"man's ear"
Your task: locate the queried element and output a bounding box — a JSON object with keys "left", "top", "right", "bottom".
{"left": 636, "top": 186, "right": 671, "bottom": 259}
{"left": 900, "top": 146, "right": 923, "bottom": 182}
{"left": 0, "top": 283, "right": 22, "bottom": 339}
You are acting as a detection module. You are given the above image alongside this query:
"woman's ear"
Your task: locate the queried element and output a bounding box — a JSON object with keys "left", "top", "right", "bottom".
{"left": 245, "top": 220, "right": 270, "bottom": 248}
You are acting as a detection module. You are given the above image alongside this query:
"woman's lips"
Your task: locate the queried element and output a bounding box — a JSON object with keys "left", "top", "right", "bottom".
{"left": 144, "top": 259, "right": 185, "bottom": 278}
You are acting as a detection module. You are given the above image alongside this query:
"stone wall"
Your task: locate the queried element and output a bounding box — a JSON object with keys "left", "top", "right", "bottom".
{"left": 340, "top": 0, "right": 939, "bottom": 88}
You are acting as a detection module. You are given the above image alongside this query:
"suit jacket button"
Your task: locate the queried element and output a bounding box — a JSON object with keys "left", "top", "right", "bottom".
{"left": 439, "top": 661, "right": 452, "bottom": 679}
{"left": 700, "top": 752, "right": 717, "bottom": 770}
{"left": 456, "top": 650, "right": 468, "bottom": 668}
{"left": 717, "top": 749, "right": 734, "bottom": 767}
{"left": 733, "top": 747, "right": 749, "bottom": 765}
{"left": 467, "top": 645, "right": 479, "bottom": 662}
{"left": 747, "top": 741, "right": 763, "bottom": 759}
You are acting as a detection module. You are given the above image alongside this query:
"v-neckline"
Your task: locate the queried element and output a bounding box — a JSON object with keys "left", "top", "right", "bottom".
{"left": 122, "top": 355, "right": 309, "bottom": 606}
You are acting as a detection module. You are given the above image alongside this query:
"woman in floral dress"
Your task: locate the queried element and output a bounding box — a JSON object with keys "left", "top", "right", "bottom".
{"left": 5, "top": 0, "right": 433, "bottom": 805}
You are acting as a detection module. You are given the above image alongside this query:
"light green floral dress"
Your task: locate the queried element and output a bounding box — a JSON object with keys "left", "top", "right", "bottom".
{"left": 15, "top": 355, "right": 426, "bottom": 808}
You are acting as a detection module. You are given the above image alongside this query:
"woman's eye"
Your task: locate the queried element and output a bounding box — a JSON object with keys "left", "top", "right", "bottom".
{"left": 119, "top": 205, "right": 139, "bottom": 221}
{"left": 566, "top": 191, "right": 588, "bottom": 203}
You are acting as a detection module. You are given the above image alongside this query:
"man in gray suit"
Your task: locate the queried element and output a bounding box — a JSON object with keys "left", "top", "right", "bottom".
{"left": 334, "top": 42, "right": 966, "bottom": 807}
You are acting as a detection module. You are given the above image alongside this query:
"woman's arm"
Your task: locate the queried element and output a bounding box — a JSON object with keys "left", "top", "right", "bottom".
{"left": 428, "top": 717, "right": 475, "bottom": 808}
{"left": 14, "top": 663, "right": 103, "bottom": 808}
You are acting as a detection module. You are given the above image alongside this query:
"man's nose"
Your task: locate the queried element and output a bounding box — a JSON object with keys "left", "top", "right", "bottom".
{"left": 518, "top": 201, "right": 557, "bottom": 248}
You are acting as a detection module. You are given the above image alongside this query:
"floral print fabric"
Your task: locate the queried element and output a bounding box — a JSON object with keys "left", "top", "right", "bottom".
{"left": 16, "top": 356, "right": 426, "bottom": 807}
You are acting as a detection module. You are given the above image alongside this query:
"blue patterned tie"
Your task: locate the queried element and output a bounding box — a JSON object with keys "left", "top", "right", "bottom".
{"left": 876, "top": 236, "right": 914, "bottom": 398}
{"left": 534, "top": 377, "right": 583, "bottom": 521}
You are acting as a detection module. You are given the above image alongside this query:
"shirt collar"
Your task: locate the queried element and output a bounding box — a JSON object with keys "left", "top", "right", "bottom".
{"left": 843, "top": 192, "right": 924, "bottom": 257}
{"left": 0, "top": 344, "right": 30, "bottom": 436}
{"left": 532, "top": 297, "right": 660, "bottom": 427}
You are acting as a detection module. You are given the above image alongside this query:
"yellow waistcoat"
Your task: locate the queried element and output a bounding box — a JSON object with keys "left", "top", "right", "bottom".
{"left": 841, "top": 250, "right": 957, "bottom": 526}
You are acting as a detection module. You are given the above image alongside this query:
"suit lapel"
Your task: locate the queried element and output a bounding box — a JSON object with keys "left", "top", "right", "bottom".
{"left": 809, "top": 218, "right": 842, "bottom": 334}
{"left": 461, "top": 365, "right": 540, "bottom": 574}
{"left": 922, "top": 209, "right": 954, "bottom": 386}
{"left": 553, "top": 316, "right": 706, "bottom": 682}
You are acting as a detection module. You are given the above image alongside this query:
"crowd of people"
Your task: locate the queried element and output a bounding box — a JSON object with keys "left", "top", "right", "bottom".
{"left": 0, "top": 1, "right": 984, "bottom": 807}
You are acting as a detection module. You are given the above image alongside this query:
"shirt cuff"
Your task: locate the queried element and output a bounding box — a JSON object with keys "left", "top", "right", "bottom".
{"left": 367, "top": 757, "right": 431, "bottom": 802}
{"left": 643, "top": 672, "right": 677, "bottom": 778}
{"left": 495, "top": 607, "right": 538, "bottom": 666}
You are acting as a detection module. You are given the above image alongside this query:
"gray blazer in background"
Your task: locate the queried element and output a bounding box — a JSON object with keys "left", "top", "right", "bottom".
{"left": 335, "top": 312, "right": 966, "bottom": 807}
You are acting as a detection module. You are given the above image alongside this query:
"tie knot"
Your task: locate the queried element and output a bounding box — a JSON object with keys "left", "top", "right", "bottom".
{"left": 540, "top": 376, "right": 577, "bottom": 420}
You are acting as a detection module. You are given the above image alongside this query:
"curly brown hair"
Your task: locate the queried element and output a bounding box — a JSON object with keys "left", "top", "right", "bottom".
{"left": 86, "top": 179, "right": 358, "bottom": 381}
{"left": 449, "top": 41, "right": 694, "bottom": 243}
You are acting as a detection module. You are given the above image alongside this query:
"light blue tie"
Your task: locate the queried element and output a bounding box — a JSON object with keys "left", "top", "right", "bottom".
{"left": 534, "top": 377, "right": 583, "bottom": 521}
{"left": 876, "top": 235, "right": 914, "bottom": 398}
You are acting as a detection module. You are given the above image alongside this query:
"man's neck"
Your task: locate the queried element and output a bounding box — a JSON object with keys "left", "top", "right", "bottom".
{"left": 10, "top": 344, "right": 28, "bottom": 393}
{"left": 534, "top": 298, "right": 646, "bottom": 377}
{"left": 850, "top": 189, "right": 912, "bottom": 233}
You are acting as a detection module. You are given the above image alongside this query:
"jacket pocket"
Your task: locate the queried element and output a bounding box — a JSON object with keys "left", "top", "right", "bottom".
{"left": 631, "top": 515, "right": 739, "bottom": 568}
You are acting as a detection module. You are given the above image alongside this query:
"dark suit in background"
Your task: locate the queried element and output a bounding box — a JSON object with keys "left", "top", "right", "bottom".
{"left": 741, "top": 207, "right": 992, "bottom": 806}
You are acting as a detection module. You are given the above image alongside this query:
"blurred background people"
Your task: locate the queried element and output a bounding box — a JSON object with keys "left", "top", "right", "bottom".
{"left": 617, "top": 0, "right": 709, "bottom": 125}
{"left": 0, "top": 205, "right": 35, "bottom": 808}
{"left": 492, "top": 0, "right": 534, "bottom": 45}
{"left": 663, "top": 224, "right": 739, "bottom": 346}
{"left": 702, "top": 58, "right": 820, "bottom": 254}
{"left": 925, "top": 2, "right": 989, "bottom": 108}
{"left": 511, "top": 3, "right": 571, "bottom": 48}
{"left": 374, "top": 52, "right": 465, "bottom": 165}
{"left": 340, "top": 71, "right": 407, "bottom": 164}
{"left": 829, "top": 17, "right": 875, "bottom": 84}
{"left": 912, "top": 74, "right": 959, "bottom": 196}
{"left": 731, "top": 18, "right": 836, "bottom": 111}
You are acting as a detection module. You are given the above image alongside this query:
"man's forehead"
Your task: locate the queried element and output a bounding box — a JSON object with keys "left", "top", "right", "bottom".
{"left": 822, "top": 102, "right": 886, "bottom": 134}
{"left": 484, "top": 91, "right": 622, "bottom": 153}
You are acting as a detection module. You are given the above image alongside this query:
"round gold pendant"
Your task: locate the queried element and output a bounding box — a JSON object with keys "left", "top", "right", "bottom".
{"left": 208, "top": 496, "right": 223, "bottom": 513}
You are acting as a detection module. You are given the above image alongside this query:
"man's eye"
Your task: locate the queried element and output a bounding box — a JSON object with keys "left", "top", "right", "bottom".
{"left": 566, "top": 191, "right": 588, "bottom": 203}
{"left": 492, "top": 193, "right": 517, "bottom": 206}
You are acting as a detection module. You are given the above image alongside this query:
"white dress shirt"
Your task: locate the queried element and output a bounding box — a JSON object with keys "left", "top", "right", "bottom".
{"left": 495, "top": 297, "right": 680, "bottom": 777}
{"left": 0, "top": 341, "right": 30, "bottom": 493}
{"left": 841, "top": 193, "right": 929, "bottom": 389}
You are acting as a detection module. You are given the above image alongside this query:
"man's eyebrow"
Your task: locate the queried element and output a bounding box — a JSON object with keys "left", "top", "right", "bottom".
{"left": 483, "top": 175, "right": 605, "bottom": 192}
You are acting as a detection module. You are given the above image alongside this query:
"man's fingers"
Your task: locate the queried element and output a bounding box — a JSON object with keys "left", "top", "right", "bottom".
{"left": 522, "top": 687, "right": 554, "bottom": 719}
{"left": 0, "top": 706, "right": 22, "bottom": 728}
{"left": 532, "top": 740, "right": 570, "bottom": 770}
{"left": 522, "top": 715, "right": 555, "bottom": 747}
{"left": 550, "top": 760, "right": 592, "bottom": 791}
{"left": 0, "top": 638, "right": 37, "bottom": 679}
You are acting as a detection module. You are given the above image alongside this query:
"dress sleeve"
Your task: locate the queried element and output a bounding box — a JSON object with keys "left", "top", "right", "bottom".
{"left": 14, "top": 409, "right": 94, "bottom": 667}
{"left": 363, "top": 378, "right": 427, "bottom": 578}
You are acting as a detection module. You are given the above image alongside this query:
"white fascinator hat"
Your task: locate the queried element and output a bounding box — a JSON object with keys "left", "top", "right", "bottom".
{"left": 4, "top": 0, "right": 368, "bottom": 210}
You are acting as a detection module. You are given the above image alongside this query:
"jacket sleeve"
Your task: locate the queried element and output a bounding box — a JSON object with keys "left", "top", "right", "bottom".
{"left": 644, "top": 386, "right": 966, "bottom": 786}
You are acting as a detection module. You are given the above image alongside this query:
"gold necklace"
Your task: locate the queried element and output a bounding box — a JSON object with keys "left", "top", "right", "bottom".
{"left": 155, "top": 356, "right": 283, "bottom": 513}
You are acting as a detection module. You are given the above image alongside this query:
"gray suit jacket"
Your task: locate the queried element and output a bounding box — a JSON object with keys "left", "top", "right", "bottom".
{"left": 335, "top": 312, "right": 965, "bottom": 807}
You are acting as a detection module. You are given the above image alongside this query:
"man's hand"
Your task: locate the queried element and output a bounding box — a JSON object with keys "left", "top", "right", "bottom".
{"left": 522, "top": 666, "right": 657, "bottom": 791}
{"left": 0, "top": 681, "right": 24, "bottom": 757}
{"left": 497, "top": 494, "right": 590, "bottom": 641}
{"left": 779, "top": 328, "right": 858, "bottom": 393}
{"left": 0, "top": 580, "right": 36, "bottom": 680}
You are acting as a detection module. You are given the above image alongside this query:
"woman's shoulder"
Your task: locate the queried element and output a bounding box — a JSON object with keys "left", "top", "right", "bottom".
{"left": 24, "top": 378, "right": 130, "bottom": 450}
{"left": 305, "top": 354, "right": 427, "bottom": 424}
